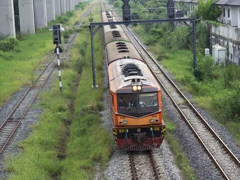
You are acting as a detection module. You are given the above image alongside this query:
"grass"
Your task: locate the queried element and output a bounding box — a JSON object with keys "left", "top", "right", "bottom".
{"left": 162, "top": 109, "right": 196, "bottom": 180}
{"left": 4, "top": 2, "right": 113, "bottom": 180}
{"left": 0, "top": 28, "right": 53, "bottom": 106}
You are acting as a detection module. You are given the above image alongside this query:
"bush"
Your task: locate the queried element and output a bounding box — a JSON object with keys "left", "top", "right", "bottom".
{"left": 55, "top": 16, "right": 70, "bottom": 24}
{"left": 144, "top": 35, "right": 157, "bottom": 46}
{"left": 194, "top": 55, "right": 217, "bottom": 82}
{"left": 0, "top": 37, "right": 19, "bottom": 52}
{"left": 66, "top": 11, "right": 74, "bottom": 17}
{"left": 63, "top": 31, "right": 70, "bottom": 39}
{"left": 78, "top": 41, "right": 88, "bottom": 57}
{"left": 212, "top": 80, "right": 240, "bottom": 122}
{"left": 113, "top": 0, "right": 122, "bottom": 8}
{"left": 150, "top": 28, "right": 164, "bottom": 39}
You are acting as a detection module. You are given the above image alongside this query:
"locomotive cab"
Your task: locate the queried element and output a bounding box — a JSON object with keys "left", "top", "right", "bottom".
{"left": 117, "top": 92, "right": 160, "bottom": 120}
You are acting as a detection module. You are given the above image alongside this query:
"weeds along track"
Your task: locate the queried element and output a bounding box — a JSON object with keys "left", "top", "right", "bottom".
{"left": 0, "top": 4, "right": 94, "bottom": 155}
{"left": 78, "top": 3, "right": 94, "bottom": 28}
{"left": 129, "top": 150, "right": 168, "bottom": 180}
{"left": 103, "top": 1, "right": 240, "bottom": 179}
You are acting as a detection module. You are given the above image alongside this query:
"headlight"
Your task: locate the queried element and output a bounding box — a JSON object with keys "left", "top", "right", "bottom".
{"left": 137, "top": 86, "right": 142, "bottom": 90}
{"left": 123, "top": 120, "right": 127, "bottom": 124}
{"left": 150, "top": 119, "right": 154, "bottom": 123}
{"left": 133, "top": 86, "right": 137, "bottom": 91}
{"left": 155, "top": 119, "right": 159, "bottom": 122}
{"left": 119, "top": 121, "right": 122, "bottom": 124}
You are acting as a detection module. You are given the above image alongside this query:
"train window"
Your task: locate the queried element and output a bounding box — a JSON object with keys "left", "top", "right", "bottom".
{"left": 118, "top": 50, "right": 130, "bottom": 53}
{"left": 117, "top": 93, "right": 159, "bottom": 117}
{"left": 139, "top": 92, "right": 158, "bottom": 107}
{"left": 107, "top": 15, "right": 112, "bottom": 18}
{"left": 117, "top": 94, "right": 137, "bottom": 108}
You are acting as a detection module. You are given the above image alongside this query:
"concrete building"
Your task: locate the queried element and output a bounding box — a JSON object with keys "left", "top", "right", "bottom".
{"left": 0, "top": 0, "right": 16, "bottom": 37}
{"left": 46, "top": 0, "right": 55, "bottom": 22}
{"left": 55, "top": 0, "right": 61, "bottom": 17}
{"left": 19, "top": 0, "right": 35, "bottom": 34}
{"left": 66, "top": 0, "right": 69, "bottom": 11}
{"left": 60, "top": 0, "right": 66, "bottom": 14}
{"left": 215, "top": 0, "right": 240, "bottom": 27}
{"left": 33, "top": 0, "right": 47, "bottom": 29}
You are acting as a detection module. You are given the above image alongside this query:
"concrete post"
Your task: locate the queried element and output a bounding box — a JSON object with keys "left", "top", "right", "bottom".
{"left": 69, "top": 0, "right": 72, "bottom": 11}
{"left": 72, "top": 0, "right": 74, "bottom": 10}
{"left": 60, "top": 0, "right": 66, "bottom": 15}
{"left": 55, "top": 0, "right": 61, "bottom": 17}
{"left": 46, "top": 0, "right": 55, "bottom": 22}
{"left": 0, "top": 0, "right": 15, "bottom": 37}
{"left": 33, "top": 0, "right": 47, "bottom": 29}
{"left": 19, "top": 0, "right": 35, "bottom": 34}
{"left": 66, "top": 0, "right": 69, "bottom": 11}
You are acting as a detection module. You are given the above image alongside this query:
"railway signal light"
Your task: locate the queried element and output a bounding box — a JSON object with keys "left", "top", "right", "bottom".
{"left": 122, "top": 0, "right": 131, "bottom": 21}
{"left": 52, "top": 24, "right": 61, "bottom": 44}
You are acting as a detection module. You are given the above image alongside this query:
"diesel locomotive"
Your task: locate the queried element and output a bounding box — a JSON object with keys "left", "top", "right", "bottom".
{"left": 102, "top": 8, "right": 165, "bottom": 151}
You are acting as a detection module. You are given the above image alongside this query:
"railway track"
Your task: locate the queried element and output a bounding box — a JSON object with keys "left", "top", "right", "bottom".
{"left": 129, "top": 150, "right": 168, "bottom": 180}
{"left": 0, "top": 4, "right": 94, "bottom": 156}
{"left": 104, "top": 1, "right": 240, "bottom": 179}
{"left": 100, "top": 1, "right": 168, "bottom": 179}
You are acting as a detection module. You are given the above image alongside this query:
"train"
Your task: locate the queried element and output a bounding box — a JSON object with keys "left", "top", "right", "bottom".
{"left": 101, "top": 7, "right": 165, "bottom": 151}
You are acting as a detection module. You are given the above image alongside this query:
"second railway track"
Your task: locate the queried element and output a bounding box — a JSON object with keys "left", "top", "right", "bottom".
{"left": 103, "top": 1, "right": 240, "bottom": 179}
{"left": 0, "top": 3, "right": 94, "bottom": 156}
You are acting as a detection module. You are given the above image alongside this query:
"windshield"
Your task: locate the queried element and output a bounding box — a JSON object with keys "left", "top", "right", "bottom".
{"left": 117, "top": 92, "right": 159, "bottom": 117}
{"left": 139, "top": 92, "right": 158, "bottom": 107}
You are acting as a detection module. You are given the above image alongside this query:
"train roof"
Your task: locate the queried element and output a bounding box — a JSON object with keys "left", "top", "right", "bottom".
{"left": 103, "top": 24, "right": 123, "bottom": 33}
{"left": 108, "top": 59, "right": 161, "bottom": 93}
{"left": 104, "top": 31, "right": 130, "bottom": 45}
{"left": 106, "top": 41, "right": 143, "bottom": 64}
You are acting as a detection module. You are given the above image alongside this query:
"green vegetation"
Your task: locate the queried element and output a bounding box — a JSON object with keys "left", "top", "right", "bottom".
{"left": 5, "top": 3, "right": 113, "bottom": 179}
{"left": 0, "top": 2, "right": 91, "bottom": 106}
{"left": 165, "top": 120, "right": 195, "bottom": 180}
{"left": 197, "top": 0, "right": 222, "bottom": 21}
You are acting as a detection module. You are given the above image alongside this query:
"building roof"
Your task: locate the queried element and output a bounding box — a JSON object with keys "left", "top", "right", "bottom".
{"left": 173, "top": 0, "right": 199, "bottom": 4}
{"left": 215, "top": 0, "right": 240, "bottom": 6}
{"left": 174, "top": 0, "right": 240, "bottom": 6}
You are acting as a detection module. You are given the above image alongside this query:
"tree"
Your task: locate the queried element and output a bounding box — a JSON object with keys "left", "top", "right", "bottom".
{"left": 197, "top": 0, "right": 221, "bottom": 21}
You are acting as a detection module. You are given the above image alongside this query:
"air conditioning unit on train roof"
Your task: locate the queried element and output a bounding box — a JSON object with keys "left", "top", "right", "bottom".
{"left": 212, "top": 44, "right": 226, "bottom": 66}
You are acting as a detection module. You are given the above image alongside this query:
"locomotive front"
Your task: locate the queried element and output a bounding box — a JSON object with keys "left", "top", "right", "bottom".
{"left": 109, "top": 60, "right": 165, "bottom": 151}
